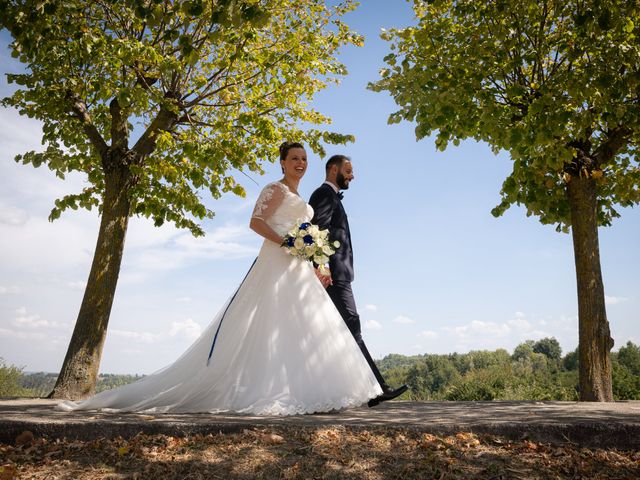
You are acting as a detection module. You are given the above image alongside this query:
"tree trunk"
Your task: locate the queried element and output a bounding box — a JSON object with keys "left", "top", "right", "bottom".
{"left": 49, "top": 163, "right": 132, "bottom": 400}
{"left": 567, "top": 176, "right": 614, "bottom": 401}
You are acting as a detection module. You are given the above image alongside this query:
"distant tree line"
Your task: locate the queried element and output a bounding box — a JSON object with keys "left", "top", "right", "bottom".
{"left": 1, "top": 338, "right": 639, "bottom": 400}
{"left": 377, "top": 339, "right": 640, "bottom": 401}
{"left": 0, "top": 361, "right": 144, "bottom": 397}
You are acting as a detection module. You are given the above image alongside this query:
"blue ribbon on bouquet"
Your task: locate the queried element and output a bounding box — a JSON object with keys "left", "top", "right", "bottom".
{"left": 206, "top": 257, "right": 257, "bottom": 366}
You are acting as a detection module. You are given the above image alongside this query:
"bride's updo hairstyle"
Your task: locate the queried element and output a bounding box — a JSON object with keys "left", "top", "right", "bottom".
{"left": 279, "top": 141, "right": 305, "bottom": 161}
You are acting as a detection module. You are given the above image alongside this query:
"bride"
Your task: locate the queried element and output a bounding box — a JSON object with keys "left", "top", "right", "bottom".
{"left": 59, "top": 142, "right": 383, "bottom": 415}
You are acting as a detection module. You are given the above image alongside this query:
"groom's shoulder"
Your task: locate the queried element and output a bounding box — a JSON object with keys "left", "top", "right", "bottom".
{"left": 313, "top": 183, "right": 333, "bottom": 194}
{"left": 309, "top": 183, "right": 332, "bottom": 199}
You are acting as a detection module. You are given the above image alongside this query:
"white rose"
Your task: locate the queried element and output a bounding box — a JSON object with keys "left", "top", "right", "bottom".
{"left": 333, "top": 241, "right": 340, "bottom": 248}
{"left": 308, "top": 225, "right": 319, "bottom": 235}
{"left": 316, "top": 238, "right": 324, "bottom": 248}
{"left": 322, "top": 245, "right": 334, "bottom": 255}
{"left": 294, "top": 237, "right": 305, "bottom": 250}
{"left": 314, "top": 255, "right": 329, "bottom": 265}
{"left": 305, "top": 245, "right": 316, "bottom": 257}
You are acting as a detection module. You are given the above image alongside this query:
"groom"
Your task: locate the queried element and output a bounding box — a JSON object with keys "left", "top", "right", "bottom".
{"left": 309, "top": 155, "right": 408, "bottom": 407}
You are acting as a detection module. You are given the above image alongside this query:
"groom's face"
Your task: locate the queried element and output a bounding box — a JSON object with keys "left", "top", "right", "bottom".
{"left": 336, "top": 160, "right": 354, "bottom": 190}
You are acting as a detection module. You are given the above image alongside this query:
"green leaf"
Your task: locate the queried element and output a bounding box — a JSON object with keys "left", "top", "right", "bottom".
{"left": 371, "top": 0, "right": 639, "bottom": 229}
{"left": 4, "top": 0, "right": 359, "bottom": 237}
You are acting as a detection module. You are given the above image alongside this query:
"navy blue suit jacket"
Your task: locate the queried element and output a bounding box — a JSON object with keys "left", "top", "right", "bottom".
{"left": 309, "top": 183, "right": 354, "bottom": 282}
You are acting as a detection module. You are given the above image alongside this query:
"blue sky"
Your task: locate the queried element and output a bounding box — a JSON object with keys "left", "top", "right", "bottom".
{"left": 1, "top": 1, "right": 638, "bottom": 374}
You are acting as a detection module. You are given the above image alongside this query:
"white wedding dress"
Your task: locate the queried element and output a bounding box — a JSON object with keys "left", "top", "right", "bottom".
{"left": 59, "top": 181, "right": 382, "bottom": 415}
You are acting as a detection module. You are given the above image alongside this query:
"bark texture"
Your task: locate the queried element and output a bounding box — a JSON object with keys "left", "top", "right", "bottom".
{"left": 49, "top": 162, "right": 132, "bottom": 400}
{"left": 567, "top": 176, "right": 614, "bottom": 402}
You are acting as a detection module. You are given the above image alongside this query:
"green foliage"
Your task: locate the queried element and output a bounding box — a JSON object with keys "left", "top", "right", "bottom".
{"left": 16, "top": 371, "right": 144, "bottom": 397}
{"left": 0, "top": 358, "right": 28, "bottom": 397}
{"left": 371, "top": 0, "right": 640, "bottom": 231}
{"left": 8, "top": 340, "right": 640, "bottom": 400}
{"left": 562, "top": 347, "right": 579, "bottom": 371}
{"left": 512, "top": 340, "right": 535, "bottom": 362}
{"left": 532, "top": 337, "right": 562, "bottom": 362}
{"left": 611, "top": 356, "right": 640, "bottom": 400}
{"left": 377, "top": 339, "right": 640, "bottom": 401}
{"left": 95, "top": 373, "right": 146, "bottom": 393}
{"left": 17, "top": 371, "right": 57, "bottom": 397}
{"left": 405, "top": 355, "right": 461, "bottom": 399}
{"left": 617, "top": 341, "right": 640, "bottom": 376}
{"left": 0, "top": 0, "right": 361, "bottom": 235}
{"left": 445, "top": 367, "right": 508, "bottom": 401}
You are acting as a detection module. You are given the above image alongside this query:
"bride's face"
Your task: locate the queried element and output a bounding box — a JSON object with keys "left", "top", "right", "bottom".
{"left": 281, "top": 148, "right": 307, "bottom": 180}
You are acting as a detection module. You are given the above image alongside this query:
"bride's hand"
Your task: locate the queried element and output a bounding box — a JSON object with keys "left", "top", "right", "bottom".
{"left": 314, "top": 267, "right": 332, "bottom": 288}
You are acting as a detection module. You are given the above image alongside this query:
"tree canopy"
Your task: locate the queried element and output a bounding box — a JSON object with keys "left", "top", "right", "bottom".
{"left": 1, "top": 0, "right": 360, "bottom": 235}
{"left": 371, "top": 0, "right": 639, "bottom": 231}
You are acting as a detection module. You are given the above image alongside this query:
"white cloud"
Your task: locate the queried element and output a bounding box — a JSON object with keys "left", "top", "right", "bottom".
{"left": 0, "top": 201, "right": 28, "bottom": 226}
{"left": 0, "top": 327, "right": 48, "bottom": 341}
{"left": 111, "top": 329, "right": 161, "bottom": 344}
{"left": 14, "top": 313, "right": 48, "bottom": 328}
{"left": 555, "top": 314, "right": 578, "bottom": 331}
{"left": 605, "top": 295, "right": 627, "bottom": 306}
{"left": 450, "top": 320, "right": 510, "bottom": 337}
{"left": 173, "top": 224, "right": 257, "bottom": 259}
{"left": 0, "top": 108, "right": 88, "bottom": 206}
{"left": 0, "top": 285, "right": 20, "bottom": 294}
{"left": 418, "top": 330, "right": 438, "bottom": 339}
{"left": 364, "top": 304, "right": 378, "bottom": 312}
{"left": 110, "top": 318, "right": 203, "bottom": 345}
{"left": 0, "top": 107, "right": 44, "bottom": 158}
{"left": 122, "top": 221, "right": 258, "bottom": 277}
{"left": 67, "top": 280, "right": 87, "bottom": 290}
{"left": 11, "top": 307, "right": 72, "bottom": 330}
{"left": 0, "top": 211, "right": 98, "bottom": 272}
{"left": 125, "top": 217, "right": 183, "bottom": 249}
{"left": 507, "top": 318, "right": 532, "bottom": 330}
{"left": 364, "top": 319, "right": 382, "bottom": 330}
{"left": 393, "top": 315, "right": 416, "bottom": 325}
{"left": 515, "top": 311, "right": 525, "bottom": 318}
{"left": 168, "top": 318, "right": 202, "bottom": 341}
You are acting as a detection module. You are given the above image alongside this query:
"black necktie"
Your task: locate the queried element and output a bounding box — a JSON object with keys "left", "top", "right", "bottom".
{"left": 337, "top": 191, "right": 344, "bottom": 200}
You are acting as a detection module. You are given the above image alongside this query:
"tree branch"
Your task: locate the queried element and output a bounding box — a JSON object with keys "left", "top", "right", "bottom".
{"left": 67, "top": 92, "right": 109, "bottom": 158}
{"left": 109, "top": 97, "right": 128, "bottom": 151}
{"left": 132, "top": 104, "right": 179, "bottom": 158}
{"left": 594, "top": 126, "right": 632, "bottom": 166}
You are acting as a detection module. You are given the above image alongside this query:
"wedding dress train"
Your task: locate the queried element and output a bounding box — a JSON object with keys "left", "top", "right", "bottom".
{"left": 59, "top": 181, "right": 382, "bottom": 415}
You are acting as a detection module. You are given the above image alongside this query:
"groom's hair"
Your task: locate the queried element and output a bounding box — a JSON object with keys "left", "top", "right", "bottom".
{"left": 325, "top": 154, "right": 350, "bottom": 172}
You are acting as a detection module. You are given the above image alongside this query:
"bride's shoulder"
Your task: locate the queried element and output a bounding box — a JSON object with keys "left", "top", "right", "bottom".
{"left": 256, "top": 181, "right": 287, "bottom": 202}
{"left": 260, "top": 181, "right": 287, "bottom": 194}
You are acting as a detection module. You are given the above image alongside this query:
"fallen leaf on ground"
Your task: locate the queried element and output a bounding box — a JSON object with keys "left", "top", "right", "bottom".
{"left": 258, "top": 433, "right": 284, "bottom": 444}
{"left": 0, "top": 465, "right": 17, "bottom": 480}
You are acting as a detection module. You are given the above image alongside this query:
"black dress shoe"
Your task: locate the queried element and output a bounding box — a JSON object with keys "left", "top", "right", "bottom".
{"left": 368, "top": 384, "right": 409, "bottom": 407}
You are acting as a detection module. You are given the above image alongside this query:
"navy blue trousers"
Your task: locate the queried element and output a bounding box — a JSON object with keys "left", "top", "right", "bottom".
{"left": 326, "top": 280, "right": 387, "bottom": 390}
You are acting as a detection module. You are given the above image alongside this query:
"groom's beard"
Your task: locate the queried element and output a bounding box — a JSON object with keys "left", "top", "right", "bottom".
{"left": 336, "top": 173, "right": 349, "bottom": 190}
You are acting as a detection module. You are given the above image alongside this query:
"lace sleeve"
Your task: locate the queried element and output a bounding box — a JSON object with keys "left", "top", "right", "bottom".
{"left": 251, "top": 182, "right": 286, "bottom": 223}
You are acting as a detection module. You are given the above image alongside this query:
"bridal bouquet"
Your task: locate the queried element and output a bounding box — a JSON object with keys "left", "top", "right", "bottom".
{"left": 282, "top": 222, "right": 340, "bottom": 274}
